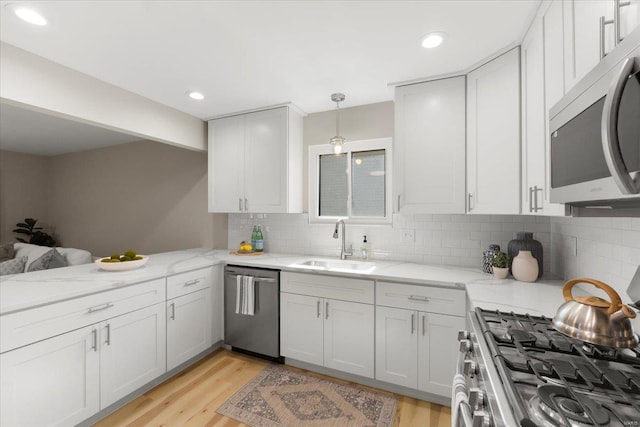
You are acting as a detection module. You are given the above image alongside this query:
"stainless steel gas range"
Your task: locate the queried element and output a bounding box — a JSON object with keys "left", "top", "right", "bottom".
{"left": 454, "top": 308, "right": 640, "bottom": 427}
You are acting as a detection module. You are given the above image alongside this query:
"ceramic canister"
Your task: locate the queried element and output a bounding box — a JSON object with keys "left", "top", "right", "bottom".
{"left": 508, "top": 232, "right": 543, "bottom": 278}
{"left": 512, "top": 250, "right": 539, "bottom": 282}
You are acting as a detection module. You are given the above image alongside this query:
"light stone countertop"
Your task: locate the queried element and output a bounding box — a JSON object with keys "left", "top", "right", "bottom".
{"left": 1, "top": 248, "right": 624, "bottom": 319}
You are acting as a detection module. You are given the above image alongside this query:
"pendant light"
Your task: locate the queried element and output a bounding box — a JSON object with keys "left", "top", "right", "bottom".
{"left": 330, "top": 93, "right": 346, "bottom": 154}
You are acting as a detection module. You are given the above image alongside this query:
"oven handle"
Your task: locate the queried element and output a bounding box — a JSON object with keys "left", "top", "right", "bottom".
{"left": 457, "top": 401, "right": 474, "bottom": 427}
{"left": 601, "top": 56, "right": 640, "bottom": 195}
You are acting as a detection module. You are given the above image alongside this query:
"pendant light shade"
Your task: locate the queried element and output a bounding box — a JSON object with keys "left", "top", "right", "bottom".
{"left": 330, "top": 93, "right": 346, "bottom": 154}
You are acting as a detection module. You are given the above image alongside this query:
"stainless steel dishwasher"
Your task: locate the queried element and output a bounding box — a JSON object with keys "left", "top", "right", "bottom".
{"left": 224, "top": 265, "right": 280, "bottom": 360}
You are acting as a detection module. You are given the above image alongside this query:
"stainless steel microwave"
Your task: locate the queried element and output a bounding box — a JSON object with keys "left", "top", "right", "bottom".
{"left": 550, "top": 29, "right": 640, "bottom": 208}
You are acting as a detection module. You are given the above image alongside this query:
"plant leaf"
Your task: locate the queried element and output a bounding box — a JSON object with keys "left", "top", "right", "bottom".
{"left": 12, "top": 229, "right": 31, "bottom": 235}
{"left": 16, "top": 238, "right": 26, "bottom": 243}
{"left": 25, "top": 218, "right": 37, "bottom": 227}
{"left": 15, "top": 222, "right": 29, "bottom": 228}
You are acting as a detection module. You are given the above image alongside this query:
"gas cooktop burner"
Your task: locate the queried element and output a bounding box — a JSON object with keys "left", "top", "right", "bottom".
{"left": 535, "top": 385, "right": 610, "bottom": 426}
{"left": 474, "top": 308, "right": 640, "bottom": 426}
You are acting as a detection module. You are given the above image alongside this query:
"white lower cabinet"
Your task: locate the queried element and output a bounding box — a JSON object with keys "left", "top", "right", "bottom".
{"left": 280, "top": 292, "right": 374, "bottom": 378}
{"left": 167, "top": 288, "right": 212, "bottom": 371}
{"left": 0, "top": 325, "right": 99, "bottom": 427}
{"left": 280, "top": 272, "right": 375, "bottom": 378}
{"left": 100, "top": 302, "right": 166, "bottom": 408}
{"left": 376, "top": 306, "right": 465, "bottom": 396}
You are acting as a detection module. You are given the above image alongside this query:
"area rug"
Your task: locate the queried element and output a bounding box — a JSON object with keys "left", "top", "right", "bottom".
{"left": 216, "top": 365, "right": 398, "bottom": 427}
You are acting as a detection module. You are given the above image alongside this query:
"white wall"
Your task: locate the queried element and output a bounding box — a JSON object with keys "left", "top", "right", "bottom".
{"left": 0, "top": 42, "right": 206, "bottom": 152}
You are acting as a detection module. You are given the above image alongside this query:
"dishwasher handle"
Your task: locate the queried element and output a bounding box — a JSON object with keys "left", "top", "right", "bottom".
{"left": 225, "top": 274, "right": 276, "bottom": 283}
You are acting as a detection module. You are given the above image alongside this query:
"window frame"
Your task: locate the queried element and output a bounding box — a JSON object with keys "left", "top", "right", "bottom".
{"left": 308, "top": 137, "right": 392, "bottom": 225}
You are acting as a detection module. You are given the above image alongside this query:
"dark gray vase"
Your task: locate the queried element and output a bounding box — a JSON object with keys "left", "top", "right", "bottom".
{"left": 507, "top": 232, "right": 543, "bottom": 278}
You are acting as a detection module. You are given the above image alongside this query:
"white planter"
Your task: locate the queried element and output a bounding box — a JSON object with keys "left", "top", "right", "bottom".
{"left": 493, "top": 267, "right": 509, "bottom": 279}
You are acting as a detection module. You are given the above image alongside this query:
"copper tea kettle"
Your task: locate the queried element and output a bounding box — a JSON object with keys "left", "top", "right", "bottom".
{"left": 552, "top": 278, "right": 639, "bottom": 348}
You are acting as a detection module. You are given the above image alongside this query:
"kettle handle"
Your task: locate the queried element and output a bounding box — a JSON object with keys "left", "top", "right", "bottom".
{"left": 563, "top": 278, "right": 622, "bottom": 315}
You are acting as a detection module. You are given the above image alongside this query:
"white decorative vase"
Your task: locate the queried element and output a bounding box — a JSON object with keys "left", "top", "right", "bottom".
{"left": 512, "top": 250, "right": 539, "bottom": 282}
{"left": 493, "top": 267, "right": 509, "bottom": 279}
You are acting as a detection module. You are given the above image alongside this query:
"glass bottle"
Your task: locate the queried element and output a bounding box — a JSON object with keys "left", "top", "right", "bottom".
{"left": 254, "top": 225, "right": 264, "bottom": 252}
{"left": 251, "top": 226, "right": 258, "bottom": 250}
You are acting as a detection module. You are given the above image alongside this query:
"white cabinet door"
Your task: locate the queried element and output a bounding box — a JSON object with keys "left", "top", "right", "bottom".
{"left": 620, "top": 0, "right": 640, "bottom": 39}
{"left": 375, "top": 306, "right": 418, "bottom": 388}
{"left": 564, "top": 0, "right": 615, "bottom": 90}
{"left": 211, "top": 264, "right": 224, "bottom": 344}
{"left": 418, "top": 313, "right": 466, "bottom": 396}
{"left": 542, "top": 1, "right": 570, "bottom": 216}
{"left": 522, "top": 17, "right": 546, "bottom": 215}
{"left": 244, "top": 108, "right": 288, "bottom": 213}
{"left": 0, "top": 325, "right": 99, "bottom": 427}
{"left": 467, "top": 48, "right": 521, "bottom": 214}
{"left": 394, "top": 76, "right": 466, "bottom": 214}
{"left": 208, "top": 115, "right": 245, "bottom": 212}
{"left": 280, "top": 292, "right": 324, "bottom": 366}
{"left": 324, "top": 299, "right": 374, "bottom": 378}
{"left": 100, "top": 302, "right": 166, "bottom": 408}
{"left": 167, "top": 288, "right": 212, "bottom": 371}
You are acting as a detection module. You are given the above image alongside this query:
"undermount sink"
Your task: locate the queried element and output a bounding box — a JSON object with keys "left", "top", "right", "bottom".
{"left": 290, "top": 259, "right": 377, "bottom": 274}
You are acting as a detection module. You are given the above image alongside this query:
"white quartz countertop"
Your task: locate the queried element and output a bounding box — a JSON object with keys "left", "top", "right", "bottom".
{"left": 3, "top": 248, "right": 626, "bottom": 319}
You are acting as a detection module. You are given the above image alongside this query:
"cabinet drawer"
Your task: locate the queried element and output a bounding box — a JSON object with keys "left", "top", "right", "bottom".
{"left": 167, "top": 267, "right": 212, "bottom": 299}
{"left": 1, "top": 278, "right": 165, "bottom": 354}
{"left": 281, "top": 272, "right": 374, "bottom": 304}
{"left": 376, "top": 282, "right": 465, "bottom": 316}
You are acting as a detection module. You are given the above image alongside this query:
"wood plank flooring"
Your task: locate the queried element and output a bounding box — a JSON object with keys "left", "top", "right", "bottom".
{"left": 94, "top": 349, "right": 451, "bottom": 427}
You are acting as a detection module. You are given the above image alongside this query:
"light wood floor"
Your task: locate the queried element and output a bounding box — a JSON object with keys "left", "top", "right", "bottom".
{"left": 94, "top": 349, "right": 451, "bottom": 427}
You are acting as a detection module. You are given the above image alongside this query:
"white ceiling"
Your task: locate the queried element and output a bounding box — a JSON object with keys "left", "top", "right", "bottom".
{"left": 0, "top": 0, "right": 540, "bottom": 120}
{"left": 0, "top": 103, "right": 143, "bottom": 156}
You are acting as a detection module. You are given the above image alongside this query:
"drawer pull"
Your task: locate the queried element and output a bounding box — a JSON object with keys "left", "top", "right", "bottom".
{"left": 422, "top": 314, "right": 427, "bottom": 336}
{"left": 326, "top": 301, "right": 329, "bottom": 320}
{"left": 184, "top": 279, "right": 200, "bottom": 287}
{"left": 87, "top": 302, "right": 114, "bottom": 313}
{"left": 170, "top": 302, "right": 176, "bottom": 320}
{"left": 408, "top": 295, "right": 429, "bottom": 302}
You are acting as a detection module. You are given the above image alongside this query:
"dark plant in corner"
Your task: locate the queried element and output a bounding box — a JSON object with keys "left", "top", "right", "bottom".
{"left": 13, "top": 218, "right": 57, "bottom": 247}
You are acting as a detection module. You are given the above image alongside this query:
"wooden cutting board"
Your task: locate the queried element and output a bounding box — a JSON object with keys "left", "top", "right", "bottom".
{"left": 229, "top": 250, "right": 264, "bottom": 256}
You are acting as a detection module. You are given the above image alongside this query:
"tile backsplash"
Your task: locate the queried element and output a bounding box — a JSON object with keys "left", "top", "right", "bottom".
{"left": 550, "top": 217, "right": 640, "bottom": 297}
{"left": 228, "top": 213, "right": 552, "bottom": 273}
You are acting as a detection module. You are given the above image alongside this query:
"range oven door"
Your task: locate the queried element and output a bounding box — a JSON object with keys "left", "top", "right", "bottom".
{"left": 550, "top": 46, "right": 640, "bottom": 206}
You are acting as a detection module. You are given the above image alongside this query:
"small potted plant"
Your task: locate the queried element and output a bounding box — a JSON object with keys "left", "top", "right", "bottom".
{"left": 492, "top": 251, "right": 510, "bottom": 279}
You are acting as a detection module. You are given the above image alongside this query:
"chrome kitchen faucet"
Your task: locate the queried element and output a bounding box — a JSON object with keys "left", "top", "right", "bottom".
{"left": 333, "top": 219, "right": 353, "bottom": 260}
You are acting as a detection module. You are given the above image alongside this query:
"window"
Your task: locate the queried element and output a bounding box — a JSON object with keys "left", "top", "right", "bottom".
{"left": 309, "top": 138, "right": 392, "bottom": 224}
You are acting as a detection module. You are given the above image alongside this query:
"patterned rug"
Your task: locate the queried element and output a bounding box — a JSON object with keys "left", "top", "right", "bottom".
{"left": 216, "top": 365, "right": 398, "bottom": 427}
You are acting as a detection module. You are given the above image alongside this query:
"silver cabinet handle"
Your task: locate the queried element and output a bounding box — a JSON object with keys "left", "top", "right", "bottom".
{"left": 600, "top": 15, "right": 615, "bottom": 59}
{"left": 245, "top": 198, "right": 249, "bottom": 211}
{"left": 615, "top": 0, "right": 632, "bottom": 43}
{"left": 408, "top": 295, "right": 429, "bottom": 302}
{"left": 422, "top": 314, "right": 427, "bottom": 336}
{"left": 170, "top": 302, "right": 176, "bottom": 320}
{"left": 105, "top": 324, "right": 111, "bottom": 346}
{"left": 530, "top": 186, "right": 543, "bottom": 212}
{"left": 239, "top": 198, "right": 243, "bottom": 211}
{"left": 317, "top": 300, "right": 321, "bottom": 318}
{"left": 397, "top": 194, "right": 401, "bottom": 212}
{"left": 528, "top": 186, "right": 534, "bottom": 213}
{"left": 602, "top": 57, "right": 639, "bottom": 195}
{"left": 184, "top": 279, "right": 200, "bottom": 286}
{"left": 87, "top": 303, "right": 114, "bottom": 313}
{"left": 468, "top": 193, "right": 473, "bottom": 211}
{"left": 325, "top": 301, "right": 329, "bottom": 320}
{"left": 91, "top": 329, "right": 98, "bottom": 352}
{"left": 411, "top": 313, "right": 416, "bottom": 334}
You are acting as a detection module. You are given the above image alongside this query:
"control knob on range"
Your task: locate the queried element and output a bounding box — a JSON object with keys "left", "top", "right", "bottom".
{"left": 472, "top": 410, "right": 491, "bottom": 427}
{"left": 459, "top": 339, "right": 471, "bottom": 353}
{"left": 458, "top": 330, "right": 470, "bottom": 341}
{"left": 463, "top": 360, "right": 478, "bottom": 378}
{"left": 469, "top": 387, "right": 486, "bottom": 409}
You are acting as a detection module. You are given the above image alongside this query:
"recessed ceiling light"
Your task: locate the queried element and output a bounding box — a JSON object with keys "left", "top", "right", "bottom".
{"left": 9, "top": 5, "right": 47, "bottom": 26}
{"left": 421, "top": 32, "right": 446, "bottom": 49}
{"left": 186, "top": 91, "right": 205, "bottom": 100}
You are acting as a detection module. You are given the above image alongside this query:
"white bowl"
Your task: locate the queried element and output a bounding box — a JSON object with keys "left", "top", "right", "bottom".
{"left": 95, "top": 255, "right": 149, "bottom": 271}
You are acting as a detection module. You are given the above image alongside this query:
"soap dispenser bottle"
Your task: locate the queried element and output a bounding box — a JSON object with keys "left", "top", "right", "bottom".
{"left": 361, "top": 235, "right": 369, "bottom": 260}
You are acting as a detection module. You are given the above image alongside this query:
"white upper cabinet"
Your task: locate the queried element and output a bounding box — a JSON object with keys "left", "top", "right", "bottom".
{"left": 467, "top": 48, "right": 521, "bottom": 214}
{"left": 563, "top": 0, "right": 639, "bottom": 92}
{"left": 208, "top": 106, "right": 303, "bottom": 213}
{"left": 394, "top": 76, "right": 466, "bottom": 214}
{"left": 522, "top": 18, "right": 546, "bottom": 214}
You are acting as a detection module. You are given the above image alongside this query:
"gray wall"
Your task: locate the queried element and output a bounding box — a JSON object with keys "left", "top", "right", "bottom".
{"left": 0, "top": 142, "right": 227, "bottom": 256}
{"left": 0, "top": 150, "right": 50, "bottom": 243}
